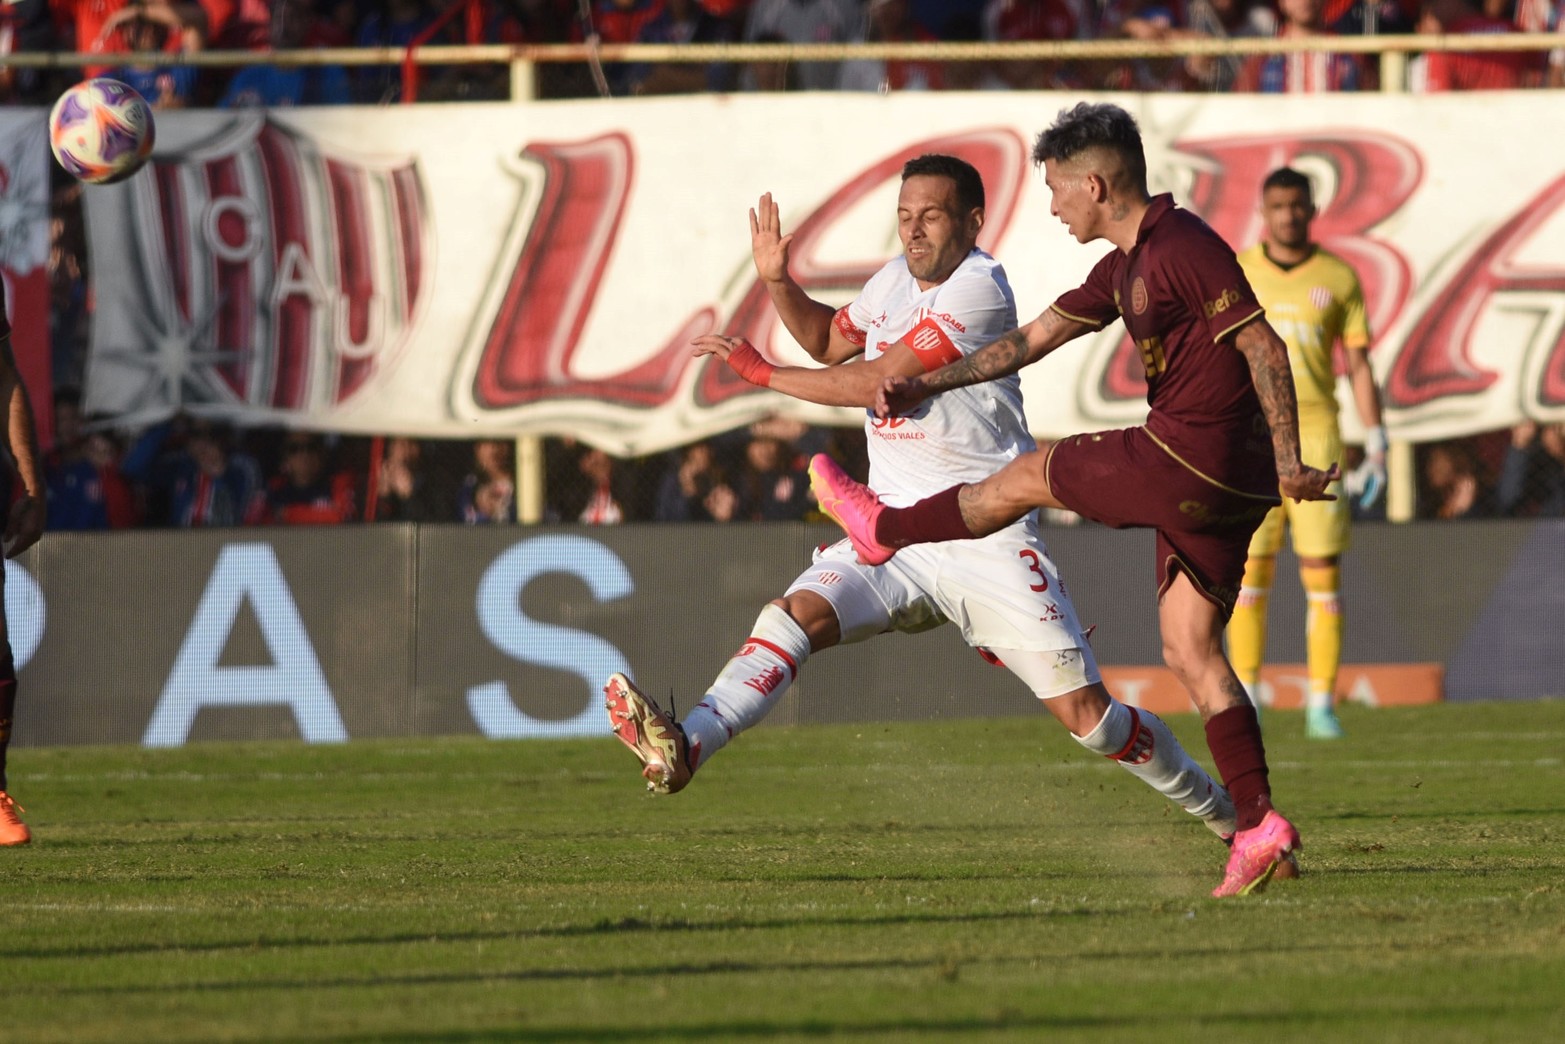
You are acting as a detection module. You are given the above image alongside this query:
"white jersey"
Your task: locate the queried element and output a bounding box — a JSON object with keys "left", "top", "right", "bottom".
{"left": 846, "top": 248, "right": 1034, "bottom": 506}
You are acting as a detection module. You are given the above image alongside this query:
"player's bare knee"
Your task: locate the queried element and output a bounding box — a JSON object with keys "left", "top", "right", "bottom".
{"left": 770, "top": 593, "right": 840, "bottom": 651}
{"left": 1045, "top": 682, "right": 1112, "bottom": 736}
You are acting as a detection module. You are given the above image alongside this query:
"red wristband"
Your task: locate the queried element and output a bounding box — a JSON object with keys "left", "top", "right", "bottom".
{"left": 726, "top": 341, "right": 776, "bottom": 388}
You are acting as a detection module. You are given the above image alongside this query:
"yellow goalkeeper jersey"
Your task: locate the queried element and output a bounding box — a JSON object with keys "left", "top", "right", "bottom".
{"left": 1237, "top": 243, "right": 1370, "bottom": 430}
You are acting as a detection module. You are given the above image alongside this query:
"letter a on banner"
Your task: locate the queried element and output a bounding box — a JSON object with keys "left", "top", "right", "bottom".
{"left": 144, "top": 543, "right": 348, "bottom": 747}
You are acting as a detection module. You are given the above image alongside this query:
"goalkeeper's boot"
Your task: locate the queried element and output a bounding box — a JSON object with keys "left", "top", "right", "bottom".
{"left": 808, "top": 454, "right": 895, "bottom": 566}
{"left": 604, "top": 673, "right": 694, "bottom": 795}
{"left": 1212, "top": 810, "right": 1301, "bottom": 898}
{"left": 1306, "top": 705, "right": 1345, "bottom": 740}
{"left": 0, "top": 792, "right": 30, "bottom": 846}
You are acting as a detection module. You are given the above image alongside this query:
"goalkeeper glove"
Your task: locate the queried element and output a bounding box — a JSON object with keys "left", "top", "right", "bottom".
{"left": 1345, "top": 425, "right": 1388, "bottom": 511}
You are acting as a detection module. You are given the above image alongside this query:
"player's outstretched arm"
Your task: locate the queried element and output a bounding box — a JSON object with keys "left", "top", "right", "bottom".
{"left": 1235, "top": 319, "right": 1339, "bottom": 502}
{"left": 692, "top": 334, "right": 922, "bottom": 408}
{"left": 749, "top": 192, "right": 858, "bottom": 365}
{"left": 875, "top": 308, "right": 1088, "bottom": 418}
{"left": 0, "top": 331, "right": 45, "bottom": 558}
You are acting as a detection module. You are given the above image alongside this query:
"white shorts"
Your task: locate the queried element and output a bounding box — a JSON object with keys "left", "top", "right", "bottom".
{"left": 786, "top": 516, "right": 1101, "bottom": 699}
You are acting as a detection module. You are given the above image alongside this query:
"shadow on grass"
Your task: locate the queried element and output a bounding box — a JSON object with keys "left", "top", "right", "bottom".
{"left": 5, "top": 904, "right": 1140, "bottom": 964}
{"left": 299, "top": 1001, "right": 1544, "bottom": 1044}
{"left": 32, "top": 939, "right": 1371, "bottom": 1001}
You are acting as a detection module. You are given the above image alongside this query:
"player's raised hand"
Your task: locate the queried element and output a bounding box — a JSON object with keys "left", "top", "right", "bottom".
{"left": 1279, "top": 461, "right": 1340, "bottom": 503}
{"left": 691, "top": 334, "right": 776, "bottom": 387}
{"left": 749, "top": 192, "right": 793, "bottom": 285}
{"left": 875, "top": 375, "right": 931, "bottom": 418}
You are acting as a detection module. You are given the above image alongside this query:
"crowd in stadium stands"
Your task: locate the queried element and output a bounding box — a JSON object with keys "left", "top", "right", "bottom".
{"left": 1, "top": 0, "right": 1561, "bottom": 107}
{"left": 9, "top": 0, "right": 1565, "bottom": 528}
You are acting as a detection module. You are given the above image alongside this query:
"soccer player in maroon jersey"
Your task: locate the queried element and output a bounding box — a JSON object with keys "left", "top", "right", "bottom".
{"left": 0, "top": 276, "right": 47, "bottom": 845}
{"left": 808, "top": 102, "right": 1337, "bottom": 897}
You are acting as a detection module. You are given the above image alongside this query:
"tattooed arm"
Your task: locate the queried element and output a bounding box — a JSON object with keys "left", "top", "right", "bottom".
{"left": 1234, "top": 318, "right": 1339, "bottom": 502}
{"left": 875, "top": 308, "right": 1092, "bottom": 418}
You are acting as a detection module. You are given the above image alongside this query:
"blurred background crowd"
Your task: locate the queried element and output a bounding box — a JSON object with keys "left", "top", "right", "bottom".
{"left": 6, "top": 0, "right": 1565, "bottom": 530}
{"left": 1, "top": 0, "right": 1560, "bottom": 108}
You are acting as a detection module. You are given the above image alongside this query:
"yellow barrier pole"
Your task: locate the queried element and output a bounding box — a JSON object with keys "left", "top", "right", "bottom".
{"left": 516, "top": 435, "right": 544, "bottom": 524}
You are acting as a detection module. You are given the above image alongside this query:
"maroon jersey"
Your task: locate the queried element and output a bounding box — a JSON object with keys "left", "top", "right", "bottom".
{"left": 0, "top": 276, "right": 9, "bottom": 341}
{"left": 1052, "top": 194, "right": 1276, "bottom": 496}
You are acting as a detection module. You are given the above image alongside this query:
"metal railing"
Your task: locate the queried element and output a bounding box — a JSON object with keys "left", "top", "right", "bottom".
{"left": 3, "top": 34, "right": 1564, "bottom": 101}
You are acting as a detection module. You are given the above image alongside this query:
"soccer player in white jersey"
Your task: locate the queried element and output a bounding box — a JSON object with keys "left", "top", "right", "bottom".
{"left": 606, "top": 155, "right": 1236, "bottom": 848}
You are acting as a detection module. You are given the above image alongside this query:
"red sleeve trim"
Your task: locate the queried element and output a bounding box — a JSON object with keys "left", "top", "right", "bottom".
{"left": 833, "top": 306, "right": 867, "bottom": 348}
{"left": 905, "top": 316, "right": 963, "bottom": 372}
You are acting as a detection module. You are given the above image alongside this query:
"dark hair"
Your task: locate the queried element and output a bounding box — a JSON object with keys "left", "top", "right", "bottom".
{"left": 1262, "top": 166, "right": 1314, "bottom": 200}
{"left": 1031, "top": 102, "right": 1147, "bottom": 189}
{"left": 901, "top": 154, "right": 985, "bottom": 213}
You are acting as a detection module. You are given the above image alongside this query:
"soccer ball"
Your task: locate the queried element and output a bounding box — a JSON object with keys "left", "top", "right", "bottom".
{"left": 48, "top": 78, "right": 156, "bottom": 185}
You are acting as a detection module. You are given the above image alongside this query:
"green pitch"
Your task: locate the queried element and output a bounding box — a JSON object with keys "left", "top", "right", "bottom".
{"left": 6, "top": 700, "right": 1563, "bottom": 1043}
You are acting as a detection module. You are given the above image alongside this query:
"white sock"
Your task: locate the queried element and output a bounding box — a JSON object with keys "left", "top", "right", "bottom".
{"left": 1075, "top": 700, "right": 1232, "bottom": 832}
{"left": 680, "top": 604, "right": 812, "bottom": 769}
{"left": 1306, "top": 687, "right": 1333, "bottom": 713}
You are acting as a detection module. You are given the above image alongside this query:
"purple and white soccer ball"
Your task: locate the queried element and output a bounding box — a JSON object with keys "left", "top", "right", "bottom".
{"left": 48, "top": 77, "right": 156, "bottom": 185}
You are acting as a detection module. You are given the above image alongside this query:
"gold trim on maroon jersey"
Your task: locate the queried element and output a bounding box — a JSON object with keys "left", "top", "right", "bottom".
{"left": 1143, "top": 429, "right": 1282, "bottom": 503}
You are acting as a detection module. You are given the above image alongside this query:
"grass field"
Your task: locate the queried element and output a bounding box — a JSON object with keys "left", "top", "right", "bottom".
{"left": 6, "top": 699, "right": 1563, "bottom": 1043}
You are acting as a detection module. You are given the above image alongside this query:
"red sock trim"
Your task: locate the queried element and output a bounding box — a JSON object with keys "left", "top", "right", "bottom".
{"left": 1205, "top": 704, "right": 1274, "bottom": 832}
{"left": 741, "top": 637, "right": 798, "bottom": 681}
{"left": 877, "top": 485, "right": 973, "bottom": 548}
{"left": 1107, "top": 707, "right": 1143, "bottom": 761}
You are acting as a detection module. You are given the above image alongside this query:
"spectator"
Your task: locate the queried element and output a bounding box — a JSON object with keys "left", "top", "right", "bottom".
{"left": 743, "top": 28, "right": 801, "bottom": 90}
{"left": 1506, "top": 0, "right": 1563, "bottom": 87}
{"left": 1326, "top": 0, "right": 1420, "bottom": 34}
{"left": 1497, "top": 420, "right": 1565, "bottom": 516}
{"left": 354, "top": 0, "right": 437, "bottom": 103}
{"left": 1177, "top": 0, "right": 1279, "bottom": 91}
{"left": 1415, "top": 0, "right": 1540, "bottom": 90}
{"left": 256, "top": 432, "right": 357, "bottom": 525}
{"left": 459, "top": 438, "right": 516, "bottom": 523}
{"left": 48, "top": 186, "right": 90, "bottom": 389}
{"left": 840, "top": 0, "right": 946, "bottom": 92}
{"left": 371, "top": 436, "right": 448, "bottom": 521}
{"left": 742, "top": 0, "right": 858, "bottom": 91}
{"left": 122, "top": 416, "right": 264, "bottom": 527}
{"left": 592, "top": 0, "right": 668, "bottom": 95}
{"left": 634, "top": 0, "right": 743, "bottom": 94}
{"left": 41, "top": 394, "right": 137, "bottom": 530}
{"left": 654, "top": 440, "right": 736, "bottom": 521}
{"left": 1236, "top": 0, "right": 1368, "bottom": 92}
{"left": 572, "top": 446, "right": 630, "bottom": 524}
{"left": 43, "top": 386, "right": 84, "bottom": 475}
{"left": 0, "top": 0, "right": 56, "bottom": 104}
{"left": 53, "top": 0, "right": 136, "bottom": 78}
{"left": 980, "top": 0, "right": 1083, "bottom": 91}
{"left": 98, "top": 3, "right": 199, "bottom": 108}
{"left": 1113, "top": 2, "right": 1199, "bottom": 92}
{"left": 217, "top": 0, "right": 351, "bottom": 107}
{"left": 732, "top": 433, "right": 811, "bottom": 521}
{"left": 46, "top": 427, "right": 139, "bottom": 530}
{"left": 1419, "top": 438, "right": 1490, "bottom": 519}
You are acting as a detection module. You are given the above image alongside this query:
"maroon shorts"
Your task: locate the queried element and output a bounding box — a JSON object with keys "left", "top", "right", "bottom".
{"left": 1044, "top": 427, "right": 1280, "bottom": 615}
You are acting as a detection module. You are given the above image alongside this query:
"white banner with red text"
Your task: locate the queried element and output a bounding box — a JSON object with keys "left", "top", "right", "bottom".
{"left": 65, "top": 91, "right": 1565, "bottom": 455}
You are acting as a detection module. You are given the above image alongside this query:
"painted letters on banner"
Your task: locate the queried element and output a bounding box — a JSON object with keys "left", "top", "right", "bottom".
{"left": 77, "top": 94, "right": 1565, "bottom": 454}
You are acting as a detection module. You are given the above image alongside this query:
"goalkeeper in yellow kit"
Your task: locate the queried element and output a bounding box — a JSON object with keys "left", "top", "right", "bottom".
{"left": 1227, "top": 167, "right": 1387, "bottom": 740}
